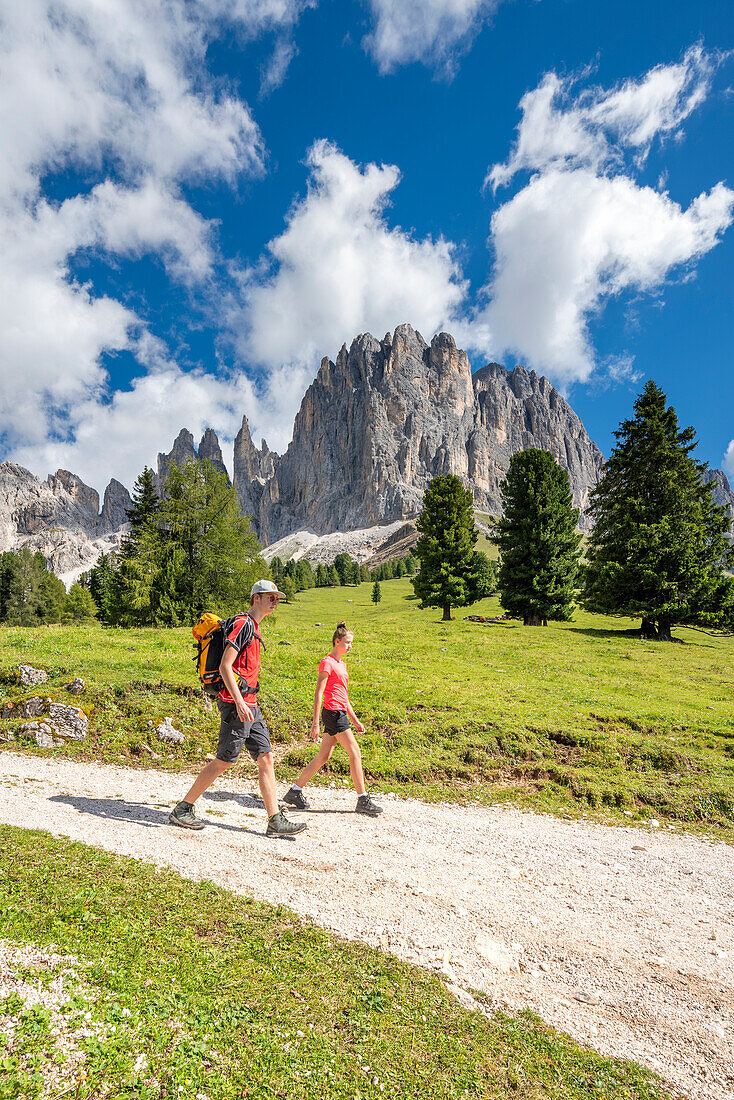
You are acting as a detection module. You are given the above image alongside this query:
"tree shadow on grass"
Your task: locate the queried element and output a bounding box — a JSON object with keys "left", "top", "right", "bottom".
{"left": 49, "top": 795, "right": 266, "bottom": 839}
{"left": 567, "top": 627, "right": 642, "bottom": 640}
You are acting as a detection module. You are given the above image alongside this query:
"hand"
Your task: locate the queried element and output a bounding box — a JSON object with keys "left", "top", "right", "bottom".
{"left": 236, "top": 699, "right": 254, "bottom": 724}
{"left": 308, "top": 723, "right": 320, "bottom": 741}
{"left": 353, "top": 720, "right": 365, "bottom": 734}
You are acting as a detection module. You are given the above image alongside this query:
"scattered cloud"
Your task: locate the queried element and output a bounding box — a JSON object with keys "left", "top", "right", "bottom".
{"left": 232, "top": 139, "right": 467, "bottom": 374}
{"left": 724, "top": 441, "right": 734, "bottom": 480}
{"left": 0, "top": 0, "right": 312, "bottom": 490}
{"left": 488, "top": 44, "right": 713, "bottom": 189}
{"left": 363, "top": 0, "right": 501, "bottom": 75}
{"left": 472, "top": 46, "right": 734, "bottom": 386}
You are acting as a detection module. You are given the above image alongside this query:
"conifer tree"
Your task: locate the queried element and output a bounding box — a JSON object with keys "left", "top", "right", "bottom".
{"left": 155, "top": 460, "right": 265, "bottom": 623}
{"left": 495, "top": 450, "right": 581, "bottom": 625}
{"left": 125, "top": 466, "right": 159, "bottom": 536}
{"left": 64, "top": 583, "right": 98, "bottom": 621}
{"left": 315, "top": 563, "right": 329, "bottom": 587}
{"left": 281, "top": 576, "right": 296, "bottom": 602}
{"left": 412, "top": 475, "right": 478, "bottom": 621}
{"left": 3, "top": 547, "right": 43, "bottom": 626}
{"left": 334, "top": 553, "right": 352, "bottom": 585}
{"left": 372, "top": 581, "right": 382, "bottom": 604}
{"left": 327, "top": 565, "right": 340, "bottom": 587}
{"left": 38, "top": 567, "right": 68, "bottom": 623}
{"left": 583, "top": 382, "right": 732, "bottom": 639}
{"left": 468, "top": 550, "right": 498, "bottom": 601}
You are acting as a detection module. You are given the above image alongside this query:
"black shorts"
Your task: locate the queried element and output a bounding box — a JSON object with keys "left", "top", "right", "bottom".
{"left": 216, "top": 700, "right": 272, "bottom": 763}
{"left": 322, "top": 708, "right": 351, "bottom": 736}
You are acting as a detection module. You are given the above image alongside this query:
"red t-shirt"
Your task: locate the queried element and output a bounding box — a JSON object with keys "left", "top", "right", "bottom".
{"left": 219, "top": 613, "right": 261, "bottom": 705}
{"left": 319, "top": 654, "right": 349, "bottom": 710}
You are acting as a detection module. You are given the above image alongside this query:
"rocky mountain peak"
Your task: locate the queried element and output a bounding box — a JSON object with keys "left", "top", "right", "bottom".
{"left": 236, "top": 323, "right": 605, "bottom": 543}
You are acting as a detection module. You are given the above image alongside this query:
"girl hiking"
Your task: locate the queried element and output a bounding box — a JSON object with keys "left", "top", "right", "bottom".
{"left": 282, "top": 621, "right": 383, "bottom": 816}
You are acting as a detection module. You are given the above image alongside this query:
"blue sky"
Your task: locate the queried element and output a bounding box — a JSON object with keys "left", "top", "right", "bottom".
{"left": 1, "top": 0, "right": 732, "bottom": 493}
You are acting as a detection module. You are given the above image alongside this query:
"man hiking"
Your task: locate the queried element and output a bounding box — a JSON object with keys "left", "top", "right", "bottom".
{"left": 282, "top": 621, "right": 383, "bottom": 816}
{"left": 169, "top": 580, "right": 307, "bottom": 838}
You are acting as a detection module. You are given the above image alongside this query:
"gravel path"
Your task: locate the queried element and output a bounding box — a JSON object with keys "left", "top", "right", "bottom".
{"left": 1, "top": 751, "right": 732, "bottom": 1099}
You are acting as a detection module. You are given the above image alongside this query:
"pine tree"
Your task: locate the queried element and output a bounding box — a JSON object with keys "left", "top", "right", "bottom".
{"left": 270, "top": 556, "right": 284, "bottom": 581}
{"left": 88, "top": 553, "right": 116, "bottom": 623}
{"left": 468, "top": 550, "right": 498, "bottom": 601}
{"left": 412, "top": 475, "right": 478, "bottom": 621}
{"left": 64, "top": 583, "right": 98, "bottom": 621}
{"left": 360, "top": 563, "right": 371, "bottom": 582}
{"left": 583, "top": 381, "right": 732, "bottom": 640}
{"left": 281, "top": 576, "right": 296, "bottom": 602}
{"left": 404, "top": 553, "right": 418, "bottom": 576}
{"left": 327, "top": 565, "right": 340, "bottom": 587}
{"left": 334, "top": 553, "right": 352, "bottom": 585}
{"left": 315, "top": 563, "right": 329, "bottom": 587}
{"left": 38, "top": 567, "right": 68, "bottom": 623}
{"left": 3, "top": 547, "right": 43, "bottom": 625}
{"left": 495, "top": 450, "right": 581, "bottom": 625}
{"left": 125, "top": 466, "right": 159, "bottom": 536}
{"left": 372, "top": 581, "right": 382, "bottom": 604}
{"left": 154, "top": 460, "right": 265, "bottom": 623}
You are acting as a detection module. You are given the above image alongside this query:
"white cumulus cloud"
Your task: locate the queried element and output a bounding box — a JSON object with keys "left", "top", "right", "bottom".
{"left": 234, "top": 139, "right": 467, "bottom": 374}
{"left": 471, "top": 46, "right": 734, "bottom": 385}
{"left": 0, "top": 0, "right": 314, "bottom": 490}
{"left": 724, "top": 441, "right": 734, "bottom": 480}
{"left": 363, "top": 0, "right": 502, "bottom": 75}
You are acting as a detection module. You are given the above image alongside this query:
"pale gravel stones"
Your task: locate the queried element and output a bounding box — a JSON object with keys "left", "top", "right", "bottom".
{"left": 0, "top": 752, "right": 732, "bottom": 1100}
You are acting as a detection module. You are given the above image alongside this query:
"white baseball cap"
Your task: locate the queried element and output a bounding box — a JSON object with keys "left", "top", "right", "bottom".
{"left": 250, "top": 578, "right": 286, "bottom": 598}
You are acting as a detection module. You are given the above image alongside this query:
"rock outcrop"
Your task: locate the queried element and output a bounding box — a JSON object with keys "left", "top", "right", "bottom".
{"left": 238, "top": 324, "right": 604, "bottom": 541}
{"left": 99, "top": 479, "right": 132, "bottom": 534}
{"left": 156, "top": 427, "right": 231, "bottom": 493}
{"left": 232, "top": 414, "right": 276, "bottom": 523}
{"left": 703, "top": 468, "right": 734, "bottom": 536}
{"left": 0, "top": 462, "right": 130, "bottom": 579}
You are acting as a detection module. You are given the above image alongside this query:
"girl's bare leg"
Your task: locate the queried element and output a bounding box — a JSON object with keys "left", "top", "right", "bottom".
{"left": 335, "top": 727, "right": 366, "bottom": 795}
{"left": 294, "top": 738, "right": 335, "bottom": 788}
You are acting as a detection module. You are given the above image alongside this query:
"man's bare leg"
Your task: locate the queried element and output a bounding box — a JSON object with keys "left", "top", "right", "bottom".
{"left": 182, "top": 759, "right": 232, "bottom": 804}
{"left": 257, "top": 752, "right": 278, "bottom": 818}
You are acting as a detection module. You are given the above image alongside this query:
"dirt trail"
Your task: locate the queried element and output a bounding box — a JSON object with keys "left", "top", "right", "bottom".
{"left": 1, "top": 752, "right": 732, "bottom": 1099}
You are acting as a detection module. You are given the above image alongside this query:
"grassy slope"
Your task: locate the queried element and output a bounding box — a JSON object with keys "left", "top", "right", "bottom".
{"left": 1, "top": 581, "right": 733, "bottom": 836}
{"left": 0, "top": 825, "right": 670, "bottom": 1100}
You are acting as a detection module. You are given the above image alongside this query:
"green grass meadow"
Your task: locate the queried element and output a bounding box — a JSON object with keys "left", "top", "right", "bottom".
{"left": 0, "top": 826, "right": 671, "bottom": 1100}
{"left": 1, "top": 579, "right": 733, "bottom": 835}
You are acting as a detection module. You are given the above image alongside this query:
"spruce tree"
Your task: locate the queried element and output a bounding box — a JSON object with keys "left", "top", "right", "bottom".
{"left": 468, "top": 550, "right": 497, "bottom": 601}
{"left": 64, "top": 583, "right": 98, "bottom": 621}
{"left": 583, "top": 381, "right": 732, "bottom": 640}
{"left": 495, "top": 450, "right": 581, "bottom": 625}
{"left": 125, "top": 466, "right": 159, "bottom": 536}
{"left": 327, "top": 565, "right": 340, "bottom": 587}
{"left": 155, "top": 459, "right": 265, "bottom": 623}
{"left": 412, "top": 475, "right": 478, "bottom": 621}
{"left": 4, "top": 547, "right": 43, "bottom": 626}
{"left": 372, "top": 581, "right": 382, "bottom": 604}
{"left": 281, "top": 576, "right": 296, "bottom": 602}
{"left": 315, "top": 563, "right": 329, "bottom": 587}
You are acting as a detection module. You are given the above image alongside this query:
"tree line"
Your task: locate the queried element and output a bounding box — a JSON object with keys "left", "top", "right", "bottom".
{"left": 0, "top": 548, "right": 97, "bottom": 626}
{"left": 411, "top": 381, "right": 733, "bottom": 637}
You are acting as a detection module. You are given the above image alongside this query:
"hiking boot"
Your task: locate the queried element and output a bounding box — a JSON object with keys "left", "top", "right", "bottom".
{"left": 356, "top": 794, "right": 383, "bottom": 817}
{"left": 169, "top": 801, "right": 205, "bottom": 830}
{"left": 266, "top": 811, "right": 307, "bottom": 838}
{"left": 282, "top": 787, "right": 310, "bottom": 810}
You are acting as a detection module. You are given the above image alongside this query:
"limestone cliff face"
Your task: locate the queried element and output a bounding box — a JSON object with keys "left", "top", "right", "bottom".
{"left": 156, "top": 428, "right": 231, "bottom": 493}
{"left": 0, "top": 462, "right": 131, "bottom": 574}
{"left": 242, "top": 324, "right": 604, "bottom": 542}
{"left": 703, "top": 468, "right": 734, "bottom": 536}
{"left": 232, "top": 414, "right": 275, "bottom": 524}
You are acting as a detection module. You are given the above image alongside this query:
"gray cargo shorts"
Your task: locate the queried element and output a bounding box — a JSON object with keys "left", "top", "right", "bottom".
{"left": 216, "top": 700, "right": 272, "bottom": 763}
